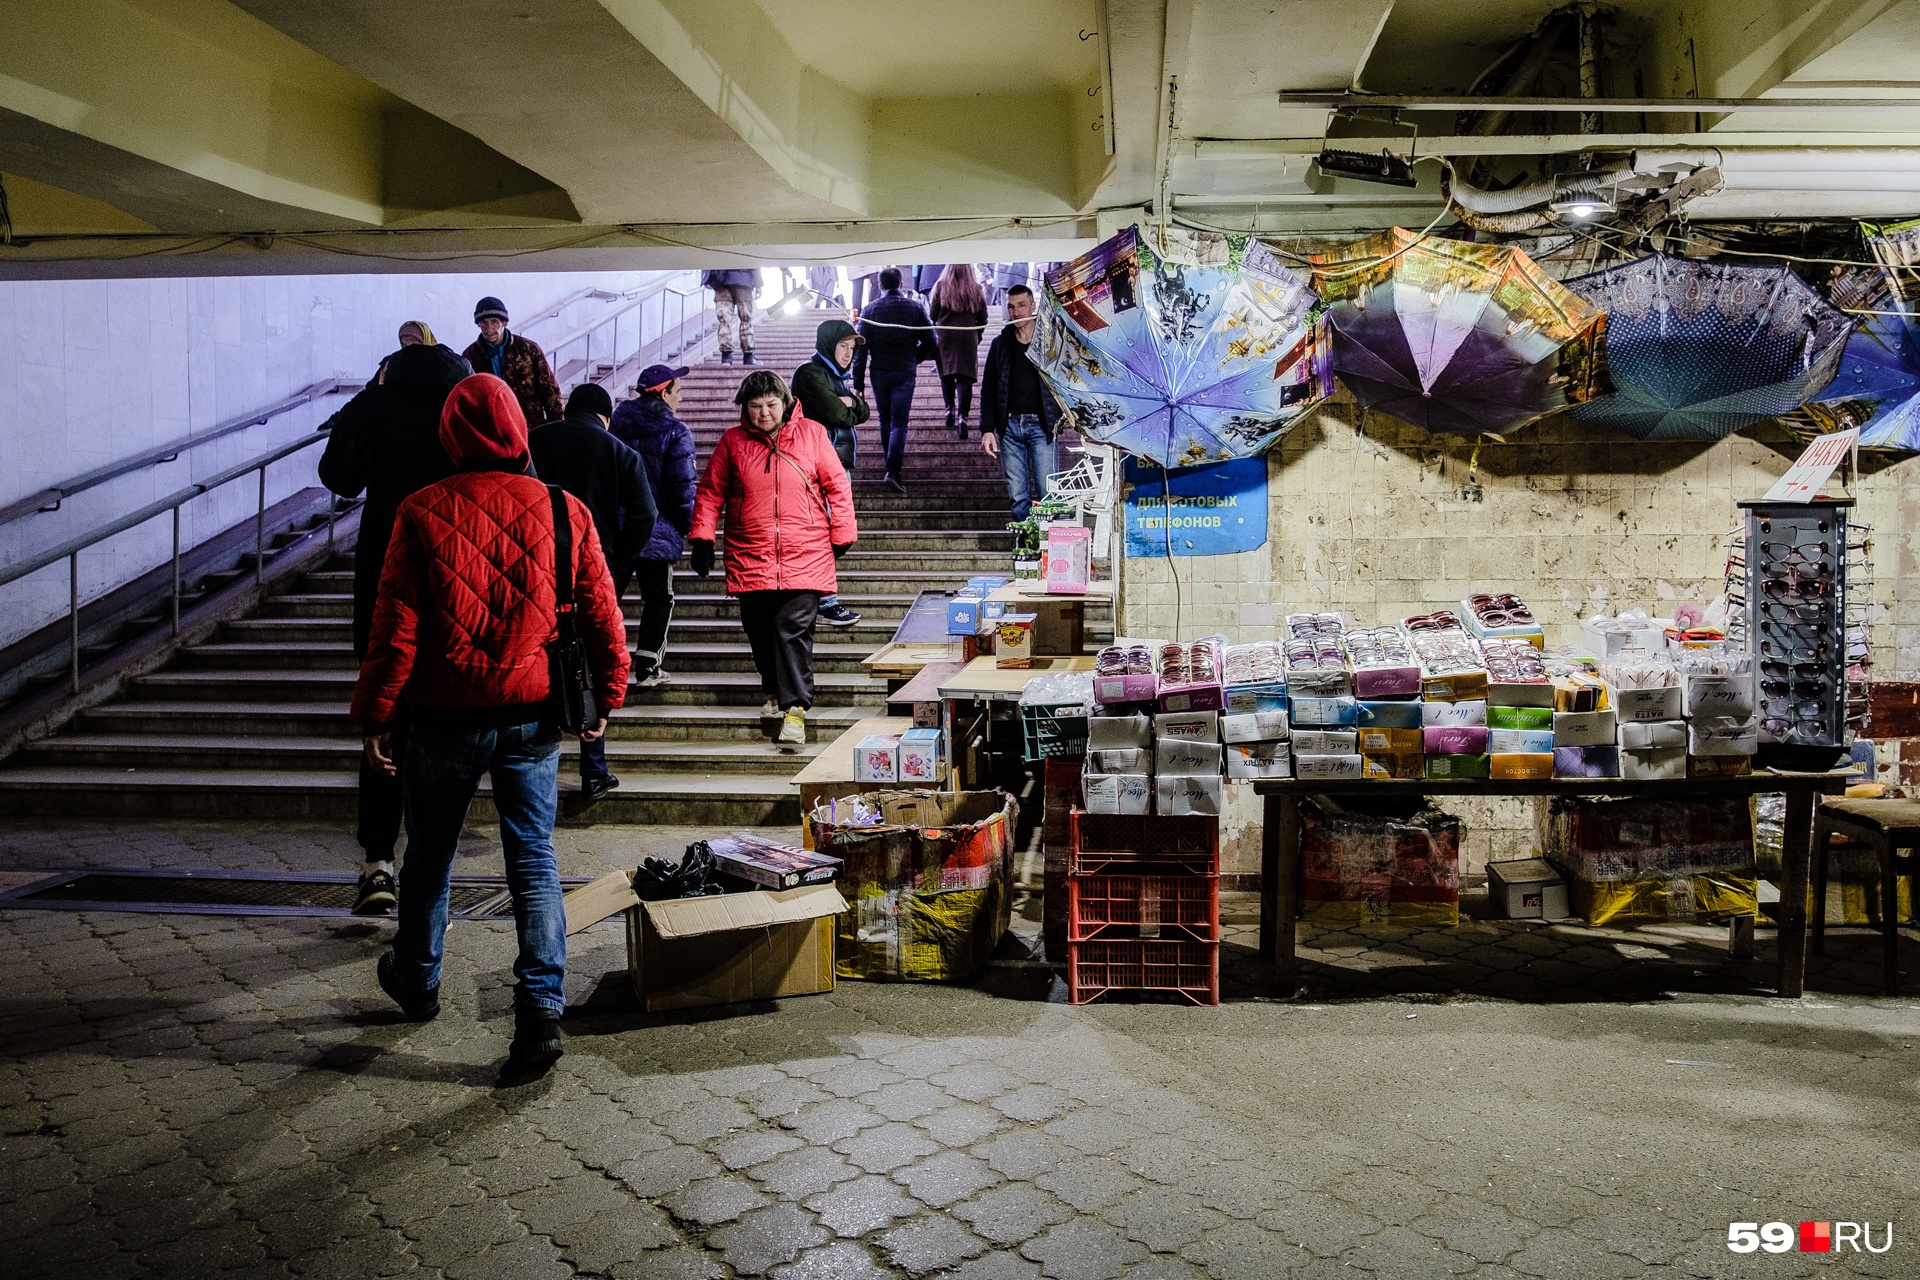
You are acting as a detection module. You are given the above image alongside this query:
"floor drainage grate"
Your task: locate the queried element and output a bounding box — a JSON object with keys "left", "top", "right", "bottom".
{"left": 0, "top": 870, "right": 589, "bottom": 919}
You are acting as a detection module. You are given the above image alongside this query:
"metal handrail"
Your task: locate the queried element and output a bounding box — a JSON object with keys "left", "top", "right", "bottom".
{"left": 1, "top": 427, "right": 334, "bottom": 692}
{"left": 547, "top": 281, "right": 713, "bottom": 390}
{"left": 0, "top": 377, "right": 360, "bottom": 528}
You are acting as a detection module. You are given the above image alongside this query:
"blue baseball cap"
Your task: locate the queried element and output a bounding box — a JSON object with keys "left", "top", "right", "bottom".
{"left": 637, "top": 363, "right": 690, "bottom": 392}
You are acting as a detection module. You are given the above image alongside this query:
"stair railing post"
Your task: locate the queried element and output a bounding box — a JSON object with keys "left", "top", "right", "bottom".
{"left": 255, "top": 465, "right": 266, "bottom": 586}
{"left": 171, "top": 505, "right": 181, "bottom": 636}
{"left": 69, "top": 551, "right": 81, "bottom": 693}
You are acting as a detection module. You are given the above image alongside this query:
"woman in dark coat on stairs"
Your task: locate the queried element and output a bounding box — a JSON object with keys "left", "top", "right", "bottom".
{"left": 929, "top": 265, "right": 988, "bottom": 438}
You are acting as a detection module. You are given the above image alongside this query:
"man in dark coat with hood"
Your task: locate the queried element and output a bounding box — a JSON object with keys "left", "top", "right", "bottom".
{"left": 790, "top": 319, "right": 869, "bottom": 626}
{"left": 530, "top": 383, "right": 657, "bottom": 801}
{"left": 318, "top": 338, "right": 470, "bottom": 914}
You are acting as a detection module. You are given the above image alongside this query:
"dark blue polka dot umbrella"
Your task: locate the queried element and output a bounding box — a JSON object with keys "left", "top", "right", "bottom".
{"left": 1566, "top": 253, "right": 1853, "bottom": 440}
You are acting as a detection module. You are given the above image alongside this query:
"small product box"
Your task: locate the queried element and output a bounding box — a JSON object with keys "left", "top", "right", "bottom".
{"left": 1084, "top": 773, "right": 1152, "bottom": 815}
{"left": 1291, "top": 695, "right": 1360, "bottom": 726}
{"left": 1357, "top": 698, "right": 1425, "bottom": 730}
{"left": 1553, "top": 745, "right": 1621, "bottom": 778}
{"left": 1487, "top": 705, "right": 1554, "bottom": 730}
{"left": 1357, "top": 726, "right": 1423, "bottom": 754}
{"left": 1155, "top": 710, "right": 1219, "bottom": 742}
{"left": 1611, "top": 684, "right": 1684, "bottom": 723}
{"left": 1157, "top": 681, "right": 1226, "bottom": 714}
{"left": 1490, "top": 752, "right": 1555, "bottom": 780}
{"left": 1619, "top": 720, "right": 1686, "bottom": 750}
{"left": 1487, "top": 679, "right": 1555, "bottom": 708}
{"left": 1156, "top": 773, "right": 1223, "bottom": 816}
{"left": 1551, "top": 709, "right": 1618, "bottom": 749}
{"left": 1286, "top": 666, "right": 1353, "bottom": 698}
{"left": 946, "top": 594, "right": 987, "bottom": 636}
{"left": 1621, "top": 746, "right": 1686, "bottom": 781}
{"left": 1088, "top": 713, "right": 1153, "bottom": 750}
{"left": 1294, "top": 753, "right": 1366, "bottom": 781}
{"left": 1682, "top": 673, "right": 1758, "bottom": 718}
{"left": 980, "top": 599, "right": 1009, "bottom": 623}
{"left": 897, "top": 727, "right": 947, "bottom": 784}
{"left": 966, "top": 575, "right": 1011, "bottom": 592}
{"left": 1351, "top": 665, "right": 1423, "bottom": 699}
{"left": 1043, "top": 524, "right": 1091, "bottom": 594}
{"left": 1422, "top": 669, "right": 1490, "bottom": 702}
{"left": 853, "top": 734, "right": 900, "bottom": 783}
{"left": 1155, "top": 736, "right": 1224, "bottom": 777}
{"left": 1688, "top": 754, "right": 1752, "bottom": 778}
{"left": 994, "top": 613, "right": 1037, "bottom": 669}
{"left": 702, "top": 835, "right": 843, "bottom": 891}
{"left": 1222, "top": 709, "right": 1291, "bottom": 744}
{"left": 1688, "top": 715, "right": 1759, "bottom": 757}
{"left": 1361, "top": 752, "right": 1425, "bottom": 780}
{"left": 1423, "top": 725, "right": 1490, "bottom": 756}
{"left": 1089, "top": 747, "right": 1151, "bottom": 774}
{"left": 1487, "top": 728, "right": 1554, "bottom": 754}
{"left": 1425, "top": 753, "right": 1491, "bottom": 780}
{"left": 1422, "top": 699, "right": 1487, "bottom": 728}
{"left": 1224, "top": 682, "right": 1289, "bottom": 714}
{"left": 1486, "top": 858, "right": 1571, "bottom": 920}
{"left": 1094, "top": 672, "right": 1159, "bottom": 706}
{"left": 1225, "top": 742, "right": 1293, "bottom": 779}
{"left": 1579, "top": 617, "right": 1666, "bottom": 658}
{"left": 1291, "top": 728, "right": 1358, "bottom": 755}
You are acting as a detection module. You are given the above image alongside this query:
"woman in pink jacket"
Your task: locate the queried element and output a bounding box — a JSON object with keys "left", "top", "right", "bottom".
{"left": 689, "top": 370, "right": 858, "bottom": 748}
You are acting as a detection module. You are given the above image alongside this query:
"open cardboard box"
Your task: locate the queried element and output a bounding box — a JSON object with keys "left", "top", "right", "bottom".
{"left": 563, "top": 870, "right": 847, "bottom": 1013}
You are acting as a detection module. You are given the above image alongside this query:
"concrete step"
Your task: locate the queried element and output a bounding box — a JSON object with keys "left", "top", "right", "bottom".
{"left": 256, "top": 589, "right": 936, "bottom": 624}
{"left": 19, "top": 733, "right": 824, "bottom": 775}
{"left": 175, "top": 639, "right": 879, "bottom": 674}
{"left": 129, "top": 668, "right": 890, "bottom": 707}
{"left": 222, "top": 613, "right": 903, "bottom": 647}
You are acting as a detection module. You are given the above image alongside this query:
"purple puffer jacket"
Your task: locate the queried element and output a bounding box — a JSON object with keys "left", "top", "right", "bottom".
{"left": 610, "top": 394, "right": 699, "bottom": 562}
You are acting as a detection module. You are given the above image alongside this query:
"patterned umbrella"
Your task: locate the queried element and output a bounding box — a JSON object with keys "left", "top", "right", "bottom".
{"left": 1030, "top": 225, "right": 1334, "bottom": 468}
{"left": 1308, "top": 228, "right": 1609, "bottom": 436}
{"left": 1566, "top": 253, "right": 1852, "bottom": 440}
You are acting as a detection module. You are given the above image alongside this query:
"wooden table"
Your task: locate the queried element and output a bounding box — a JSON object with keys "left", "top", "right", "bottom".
{"left": 791, "top": 714, "right": 915, "bottom": 847}
{"left": 1252, "top": 772, "right": 1852, "bottom": 998}
{"left": 985, "top": 581, "right": 1113, "bottom": 656}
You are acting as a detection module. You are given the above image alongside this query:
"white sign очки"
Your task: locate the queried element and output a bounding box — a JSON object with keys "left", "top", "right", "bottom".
{"left": 1760, "top": 427, "right": 1857, "bottom": 503}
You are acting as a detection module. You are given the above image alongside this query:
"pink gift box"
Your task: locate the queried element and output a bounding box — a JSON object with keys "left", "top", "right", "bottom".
{"left": 1094, "top": 672, "right": 1159, "bottom": 706}
{"left": 1423, "top": 725, "right": 1490, "bottom": 755}
{"left": 1157, "top": 682, "right": 1225, "bottom": 714}
{"left": 1352, "top": 665, "right": 1424, "bottom": 699}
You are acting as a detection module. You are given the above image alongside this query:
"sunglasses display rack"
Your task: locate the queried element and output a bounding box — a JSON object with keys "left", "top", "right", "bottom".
{"left": 1736, "top": 498, "right": 1853, "bottom": 767}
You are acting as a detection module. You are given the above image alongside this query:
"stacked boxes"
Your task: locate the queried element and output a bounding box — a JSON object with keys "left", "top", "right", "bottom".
{"left": 1605, "top": 653, "right": 1686, "bottom": 780}
{"left": 1300, "top": 797, "right": 1461, "bottom": 925}
{"left": 1067, "top": 812, "right": 1220, "bottom": 1006}
{"left": 1537, "top": 795, "right": 1757, "bottom": 926}
{"left": 1679, "top": 657, "right": 1758, "bottom": 778}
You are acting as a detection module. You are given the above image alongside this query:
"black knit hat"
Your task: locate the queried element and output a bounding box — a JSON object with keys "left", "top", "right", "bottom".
{"left": 566, "top": 383, "right": 614, "bottom": 419}
{"left": 474, "top": 296, "right": 509, "bottom": 322}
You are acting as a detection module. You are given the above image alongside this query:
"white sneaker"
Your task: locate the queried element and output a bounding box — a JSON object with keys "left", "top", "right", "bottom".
{"left": 777, "top": 707, "right": 807, "bottom": 748}
{"left": 761, "top": 699, "right": 780, "bottom": 719}
{"left": 635, "top": 669, "right": 671, "bottom": 688}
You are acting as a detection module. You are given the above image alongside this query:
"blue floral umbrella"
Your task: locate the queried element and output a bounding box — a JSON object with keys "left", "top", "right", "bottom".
{"left": 1566, "top": 253, "right": 1853, "bottom": 440}
{"left": 1030, "top": 226, "right": 1334, "bottom": 468}
{"left": 1793, "top": 259, "right": 1920, "bottom": 451}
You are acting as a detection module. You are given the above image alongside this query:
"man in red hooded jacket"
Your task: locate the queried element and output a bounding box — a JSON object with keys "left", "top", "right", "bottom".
{"left": 352, "top": 373, "right": 628, "bottom": 1078}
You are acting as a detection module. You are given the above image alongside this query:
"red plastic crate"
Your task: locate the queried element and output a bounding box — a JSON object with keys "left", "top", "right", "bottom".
{"left": 1069, "top": 811, "right": 1219, "bottom": 875}
{"left": 1067, "top": 937, "right": 1220, "bottom": 1006}
{"left": 1068, "top": 872, "right": 1220, "bottom": 942}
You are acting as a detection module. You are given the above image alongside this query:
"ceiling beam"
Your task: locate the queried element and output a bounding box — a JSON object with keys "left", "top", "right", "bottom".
{"left": 1193, "top": 132, "right": 1920, "bottom": 157}
{"left": 1276, "top": 93, "right": 1920, "bottom": 113}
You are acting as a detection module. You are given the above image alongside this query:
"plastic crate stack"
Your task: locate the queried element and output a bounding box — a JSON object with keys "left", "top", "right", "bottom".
{"left": 1067, "top": 812, "right": 1220, "bottom": 1006}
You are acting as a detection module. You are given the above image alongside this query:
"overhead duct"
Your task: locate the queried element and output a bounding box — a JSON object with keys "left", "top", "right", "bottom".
{"left": 1444, "top": 167, "right": 1627, "bottom": 232}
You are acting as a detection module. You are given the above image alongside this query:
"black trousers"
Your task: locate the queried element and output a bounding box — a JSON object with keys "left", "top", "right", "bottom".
{"left": 739, "top": 590, "right": 820, "bottom": 711}
{"left": 940, "top": 373, "right": 975, "bottom": 418}
{"left": 627, "top": 557, "right": 675, "bottom": 678}
{"left": 356, "top": 710, "right": 409, "bottom": 861}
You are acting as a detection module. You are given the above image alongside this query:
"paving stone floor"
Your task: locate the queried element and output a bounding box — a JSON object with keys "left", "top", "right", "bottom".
{"left": 1, "top": 819, "right": 1917, "bottom": 1279}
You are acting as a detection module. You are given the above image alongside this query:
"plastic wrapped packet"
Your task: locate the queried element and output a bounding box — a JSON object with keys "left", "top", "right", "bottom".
{"left": 1676, "top": 650, "right": 1752, "bottom": 677}
{"left": 1224, "top": 641, "right": 1284, "bottom": 685}
{"left": 1602, "top": 648, "right": 1679, "bottom": 690}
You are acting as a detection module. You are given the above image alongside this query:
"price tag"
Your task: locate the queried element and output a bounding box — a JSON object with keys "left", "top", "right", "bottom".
{"left": 1761, "top": 428, "right": 1858, "bottom": 503}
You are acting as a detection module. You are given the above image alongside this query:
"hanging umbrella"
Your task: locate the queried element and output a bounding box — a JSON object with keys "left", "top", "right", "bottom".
{"left": 1565, "top": 252, "right": 1853, "bottom": 440}
{"left": 1307, "top": 228, "right": 1609, "bottom": 436}
{"left": 1030, "top": 225, "right": 1334, "bottom": 468}
{"left": 1786, "top": 262, "right": 1920, "bottom": 451}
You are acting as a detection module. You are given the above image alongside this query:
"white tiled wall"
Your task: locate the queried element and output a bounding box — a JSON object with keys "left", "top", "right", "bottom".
{"left": 0, "top": 268, "right": 699, "bottom": 649}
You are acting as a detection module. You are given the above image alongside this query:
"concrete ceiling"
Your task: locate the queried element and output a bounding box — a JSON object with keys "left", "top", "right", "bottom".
{"left": 6, "top": 0, "right": 1920, "bottom": 276}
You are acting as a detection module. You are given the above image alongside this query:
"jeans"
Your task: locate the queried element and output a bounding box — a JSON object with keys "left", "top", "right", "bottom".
{"left": 827, "top": 423, "right": 857, "bottom": 473}
{"left": 1000, "top": 413, "right": 1057, "bottom": 521}
{"left": 579, "top": 734, "right": 613, "bottom": 786}
{"left": 393, "top": 716, "right": 566, "bottom": 1015}
{"left": 739, "top": 590, "right": 820, "bottom": 711}
{"left": 356, "top": 709, "right": 408, "bottom": 862}
{"left": 870, "top": 368, "right": 916, "bottom": 478}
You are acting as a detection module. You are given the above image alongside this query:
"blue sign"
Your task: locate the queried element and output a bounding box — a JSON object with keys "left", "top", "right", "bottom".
{"left": 1122, "top": 456, "right": 1268, "bottom": 557}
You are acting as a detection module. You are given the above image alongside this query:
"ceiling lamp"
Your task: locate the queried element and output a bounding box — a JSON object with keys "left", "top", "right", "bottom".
{"left": 1550, "top": 188, "right": 1617, "bottom": 221}
{"left": 1315, "top": 146, "right": 1418, "bottom": 188}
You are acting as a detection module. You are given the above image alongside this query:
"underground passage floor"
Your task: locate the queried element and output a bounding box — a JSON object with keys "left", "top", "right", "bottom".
{"left": 0, "top": 820, "right": 1915, "bottom": 1280}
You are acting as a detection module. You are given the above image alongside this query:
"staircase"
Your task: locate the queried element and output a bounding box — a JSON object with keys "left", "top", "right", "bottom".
{"left": 0, "top": 308, "right": 1098, "bottom": 827}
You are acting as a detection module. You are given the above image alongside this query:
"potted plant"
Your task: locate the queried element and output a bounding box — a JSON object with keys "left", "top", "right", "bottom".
{"left": 1007, "top": 517, "right": 1042, "bottom": 578}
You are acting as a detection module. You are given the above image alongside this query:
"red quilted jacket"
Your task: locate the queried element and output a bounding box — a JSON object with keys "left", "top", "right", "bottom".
{"left": 689, "top": 406, "right": 857, "bottom": 594}
{"left": 351, "top": 375, "right": 629, "bottom": 730}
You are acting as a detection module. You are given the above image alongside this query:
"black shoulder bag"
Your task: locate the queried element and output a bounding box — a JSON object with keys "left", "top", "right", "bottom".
{"left": 546, "top": 485, "right": 598, "bottom": 733}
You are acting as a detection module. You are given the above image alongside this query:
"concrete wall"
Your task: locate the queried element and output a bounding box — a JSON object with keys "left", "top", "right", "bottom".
{"left": 1117, "top": 392, "right": 1920, "bottom": 878}
{"left": 0, "top": 268, "right": 697, "bottom": 650}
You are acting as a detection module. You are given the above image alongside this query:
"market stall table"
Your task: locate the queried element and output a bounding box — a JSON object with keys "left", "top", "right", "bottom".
{"left": 937, "top": 655, "right": 1096, "bottom": 791}
{"left": 1253, "top": 772, "right": 1851, "bottom": 999}
{"left": 985, "top": 580, "right": 1113, "bottom": 656}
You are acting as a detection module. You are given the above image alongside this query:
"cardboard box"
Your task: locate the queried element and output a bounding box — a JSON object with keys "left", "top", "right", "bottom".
{"left": 946, "top": 594, "right": 987, "bottom": 636}
{"left": 624, "top": 884, "right": 847, "bottom": 1012}
{"left": 1156, "top": 773, "right": 1223, "bottom": 816}
{"left": 1487, "top": 679, "right": 1555, "bottom": 708}
{"left": 1620, "top": 719, "right": 1686, "bottom": 750}
{"left": 1422, "top": 699, "right": 1487, "bottom": 727}
{"left": 1155, "top": 710, "right": 1219, "bottom": 742}
{"left": 1291, "top": 695, "right": 1360, "bottom": 726}
{"left": 1295, "top": 753, "right": 1365, "bottom": 781}
{"left": 702, "top": 835, "right": 842, "bottom": 890}
{"left": 1689, "top": 754, "right": 1752, "bottom": 777}
{"left": 1422, "top": 670, "right": 1489, "bottom": 702}
{"left": 1285, "top": 666, "right": 1353, "bottom": 698}
{"left": 1487, "top": 858, "right": 1571, "bottom": 920}
{"left": 1491, "top": 752, "right": 1555, "bottom": 780}
{"left": 1094, "top": 672, "right": 1159, "bottom": 705}
{"left": 1578, "top": 617, "right": 1666, "bottom": 658}
{"left": 1222, "top": 709, "right": 1291, "bottom": 743}
{"left": 994, "top": 613, "right": 1037, "bottom": 668}
{"left": 1487, "top": 705, "right": 1554, "bottom": 730}
{"left": 1553, "top": 745, "right": 1620, "bottom": 778}
{"left": 854, "top": 734, "right": 901, "bottom": 783}
{"left": 1688, "top": 715, "right": 1758, "bottom": 756}
{"left": 1611, "top": 684, "right": 1684, "bottom": 723}
{"left": 1357, "top": 698, "right": 1425, "bottom": 729}
{"left": 1043, "top": 524, "right": 1091, "bottom": 594}
{"left": 981, "top": 599, "right": 1008, "bottom": 623}
{"left": 1423, "top": 725, "right": 1490, "bottom": 755}
{"left": 1351, "top": 665, "right": 1423, "bottom": 699}
{"left": 1155, "top": 736, "right": 1224, "bottom": 777}
{"left": 1487, "top": 728, "right": 1555, "bottom": 754}
{"left": 1361, "top": 751, "right": 1425, "bottom": 780}
{"left": 1425, "top": 753, "right": 1491, "bottom": 780}
{"left": 1551, "top": 709, "right": 1618, "bottom": 749}
{"left": 967, "top": 575, "right": 1010, "bottom": 591}
{"left": 1084, "top": 772, "right": 1152, "bottom": 815}
{"left": 1620, "top": 745, "right": 1686, "bottom": 780}
{"left": 1552, "top": 676, "right": 1609, "bottom": 712}
{"left": 1224, "top": 682, "right": 1288, "bottom": 713}
{"left": 1088, "top": 713, "right": 1153, "bottom": 750}
{"left": 1291, "top": 728, "right": 1358, "bottom": 754}
{"left": 1357, "top": 726, "right": 1423, "bottom": 754}
{"left": 897, "top": 727, "right": 947, "bottom": 784}
{"left": 1225, "top": 742, "right": 1293, "bottom": 779}
{"left": 1157, "top": 682, "right": 1226, "bottom": 714}
{"left": 1682, "top": 673, "right": 1758, "bottom": 718}
{"left": 1089, "top": 747, "right": 1150, "bottom": 774}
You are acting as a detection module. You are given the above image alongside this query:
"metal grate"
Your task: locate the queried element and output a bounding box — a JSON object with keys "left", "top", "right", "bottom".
{"left": 0, "top": 870, "right": 586, "bottom": 919}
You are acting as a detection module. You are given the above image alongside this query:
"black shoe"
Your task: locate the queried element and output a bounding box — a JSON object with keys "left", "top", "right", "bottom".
{"left": 945, "top": 410, "right": 957, "bottom": 431}
{"left": 354, "top": 868, "right": 396, "bottom": 916}
{"left": 377, "top": 952, "right": 439, "bottom": 1022}
{"left": 819, "top": 601, "right": 862, "bottom": 627}
{"left": 885, "top": 473, "right": 908, "bottom": 495}
{"left": 720, "top": 352, "right": 733, "bottom": 365}
{"left": 582, "top": 773, "right": 620, "bottom": 803}
{"left": 742, "top": 352, "right": 758, "bottom": 366}
{"left": 502, "top": 1009, "right": 563, "bottom": 1082}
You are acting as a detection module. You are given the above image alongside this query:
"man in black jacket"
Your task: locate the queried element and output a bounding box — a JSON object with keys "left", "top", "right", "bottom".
{"left": 318, "top": 339, "right": 470, "bottom": 914}
{"left": 852, "top": 268, "right": 938, "bottom": 493}
{"left": 979, "top": 284, "right": 1065, "bottom": 520}
{"left": 530, "top": 383, "right": 657, "bottom": 801}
